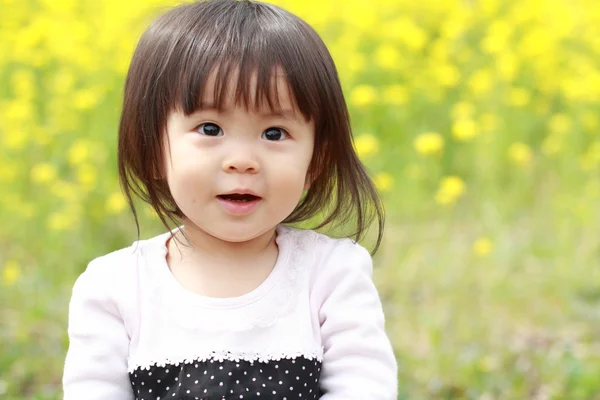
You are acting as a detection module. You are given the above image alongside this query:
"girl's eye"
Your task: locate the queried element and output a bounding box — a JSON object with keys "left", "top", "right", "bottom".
{"left": 197, "top": 122, "right": 223, "bottom": 137}
{"left": 262, "top": 127, "right": 288, "bottom": 141}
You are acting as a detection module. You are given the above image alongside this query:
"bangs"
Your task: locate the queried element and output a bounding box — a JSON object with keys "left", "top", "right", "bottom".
{"left": 154, "top": 0, "right": 329, "bottom": 121}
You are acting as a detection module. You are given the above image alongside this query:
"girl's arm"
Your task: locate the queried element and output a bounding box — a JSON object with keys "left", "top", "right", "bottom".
{"left": 313, "top": 240, "right": 398, "bottom": 399}
{"left": 63, "top": 259, "right": 134, "bottom": 400}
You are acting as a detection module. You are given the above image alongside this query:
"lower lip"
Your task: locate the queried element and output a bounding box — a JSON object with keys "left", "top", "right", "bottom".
{"left": 217, "top": 197, "right": 262, "bottom": 216}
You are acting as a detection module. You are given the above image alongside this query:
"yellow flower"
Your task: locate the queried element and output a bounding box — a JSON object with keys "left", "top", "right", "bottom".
{"left": 2, "top": 260, "right": 20, "bottom": 285}
{"left": 47, "top": 211, "right": 77, "bottom": 232}
{"left": 435, "top": 176, "right": 466, "bottom": 205}
{"left": 433, "top": 63, "right": 461, "bottom": 87}
{"left": 440, "top": 15, "right": 466, "bottom": 40}
{"left": 375, "top": 44, "right": 400, "bottom": 70}
{"left": 396, "top": 17, "right": 427, "bottom": 51}
{"left": 346, "top": 52, "right": 366, "bottom": 73}
{"left": 507, "top": 87, "right": 531, "bottom": 107}
{"left": 451, "top": 101, "right": 475, "bottom": 120}
{"left": 40, "top": 0, "right": 77, "bottom": 13}
{"left": 76, "top": 163, "right": 97, "bottom": 188}
{"left": 349, "top": 85, "right": 377, "bottom": 107}
{"left": 68, "top": 140, "right": 91, "bottom": 166}
{"left": 31, "top": 163, "right": 58, "bottom": 184}
{"left": 345, "top": 4, "right": 376, "bottom": 31}
{"left": 1, "top": 99, "right": 32, "bottom": 124}
{"left": 468, "top": 69, "right": 494, "bottom": 96}
{"left": 383, "top": 85, "right": 408, "bottom": 105}
{"left": 10, "top": 70, "right": 36, "bottom": 100}
{"left": 548, "top": 113, "right": 572, "bottom": 134}
{"left": 73, "top": 88, "right": 102, "bottom": 110}
{"left": 508, "top": 142, "right": 533, "bottom": 166}
{"left": 2, "top": 129, "right": 27, "bottom": 150}
{"left": 52, "top": 69, "right": 75, "bottom": 95}
{"left": 374, "top": 172, "right": 394, "bottom": 192}
{"left": 106, "top": 192, "right": 127, "bottom": 215}
{"left": 519, "top": 27, "right": 552, "bottom": 58}
{"left": 497, "top": 52, "right": 518, "bottom": 82}
{"left": 414, "top": 132, "right": 444, "bottom": 156}
{"left": 473, "top": 238, "right": 493, "bottom": 256}
{"left": 0, "top": 164, "right": 17, "bottom": 182}
{"left": 354, "top": 134, "right": 379, "bottom": 158}
{"left": 452, "top": 118, "right": 478, "bottom": 141}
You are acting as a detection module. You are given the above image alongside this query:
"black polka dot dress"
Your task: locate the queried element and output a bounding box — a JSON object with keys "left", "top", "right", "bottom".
{"left": 130, "top": 356, "right": 323, "bottom": 399}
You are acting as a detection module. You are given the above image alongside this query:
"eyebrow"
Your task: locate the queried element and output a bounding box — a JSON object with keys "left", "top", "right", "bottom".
{"left": 197, "top": 103, "right": 300, "bottom": 121}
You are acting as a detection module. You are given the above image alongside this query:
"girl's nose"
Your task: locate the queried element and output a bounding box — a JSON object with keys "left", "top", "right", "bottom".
{"left": 222, "top": 151, "right": 260, "bottom": 174}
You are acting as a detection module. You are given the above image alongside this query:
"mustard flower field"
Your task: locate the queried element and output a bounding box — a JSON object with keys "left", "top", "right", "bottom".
{"left": 1, "top": 0, "right": 600, "bottom": 398}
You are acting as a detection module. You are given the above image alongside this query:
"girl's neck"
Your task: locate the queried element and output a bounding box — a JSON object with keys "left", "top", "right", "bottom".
{"left": 170, "top": 220, "right": 278, "bottom": 263}
{"left": 165, "top": 221, "right": 280, "bottom": 298}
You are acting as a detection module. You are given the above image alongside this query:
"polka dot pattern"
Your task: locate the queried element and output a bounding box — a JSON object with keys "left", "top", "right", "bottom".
{"left": 129, "top": 356, "right": 322, "bottom": 399}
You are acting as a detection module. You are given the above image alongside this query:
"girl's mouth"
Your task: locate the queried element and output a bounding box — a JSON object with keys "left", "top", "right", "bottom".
{"left": 216, "top": 193, "right": 262, "bottom": 215}
{"left": 217, "top": 193, "right": 262, "bottom": 202}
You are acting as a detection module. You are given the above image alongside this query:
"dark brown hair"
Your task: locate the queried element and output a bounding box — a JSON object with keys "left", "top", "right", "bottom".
{"left": 118, "top": 0, "right": 385, "bottom": 252}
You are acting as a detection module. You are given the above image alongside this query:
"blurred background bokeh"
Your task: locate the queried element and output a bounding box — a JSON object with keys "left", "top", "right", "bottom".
{"left": 2, "top": 0, "right": 600, "bottom": 398}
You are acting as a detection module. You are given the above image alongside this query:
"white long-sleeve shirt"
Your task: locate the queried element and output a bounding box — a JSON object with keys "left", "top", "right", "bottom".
{"left": 63, "top": 225, "right": 398, "bottom": 399}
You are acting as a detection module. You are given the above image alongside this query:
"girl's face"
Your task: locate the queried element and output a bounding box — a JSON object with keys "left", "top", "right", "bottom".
{"left": 163, "top": 70, "right": 315, "bottom": 243}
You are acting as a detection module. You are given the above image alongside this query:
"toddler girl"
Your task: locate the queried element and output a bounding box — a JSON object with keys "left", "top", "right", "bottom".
{"left": 63, "top": 0, "right": 398, "bottom": 398}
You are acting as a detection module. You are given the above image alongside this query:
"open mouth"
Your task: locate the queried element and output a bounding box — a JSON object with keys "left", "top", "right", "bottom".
{"left": 217, "top": 193, "right": 262, "bottom": 202}
{"left": 217, "top": 192, "right": 263, "bottom": 215}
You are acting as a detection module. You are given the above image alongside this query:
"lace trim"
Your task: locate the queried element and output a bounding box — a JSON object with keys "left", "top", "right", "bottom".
{"left": 144, "top": 227, "right": 320, "bottom": 333}
{"left": 128, "top": 348, "right": 324, "bottom": 373}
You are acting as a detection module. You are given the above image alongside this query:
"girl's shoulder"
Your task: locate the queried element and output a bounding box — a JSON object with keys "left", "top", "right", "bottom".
{"left": 83, "top": 229, "right": 172, "bottom": 272}
{"left": 81, "top": 239, "right": 144, "bottom": 279}
{"left": 72, "top": 230, "right": 172, "bottom": 298}
{"left": 278, "top": 225, "right": 373, "bottom": 276}
{"left": 279, "top": 223, "right": 360, "bottom": 248}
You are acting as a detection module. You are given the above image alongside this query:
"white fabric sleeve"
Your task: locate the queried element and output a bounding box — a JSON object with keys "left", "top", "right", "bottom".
{"left": 314, "top": 240, "right": 398, "bottom": 399}
{"left": 62, "top": 259, "right": 134, "bottom": 400}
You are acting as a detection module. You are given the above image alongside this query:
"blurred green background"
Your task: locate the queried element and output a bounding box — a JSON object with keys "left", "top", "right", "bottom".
{"left": 2, "top": 0, "right": 600, "bottom": 398}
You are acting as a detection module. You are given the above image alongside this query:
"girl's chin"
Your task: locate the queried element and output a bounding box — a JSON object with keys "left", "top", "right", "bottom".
{"left": 182, "top": 220, "right": 277, "bottom": 244}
